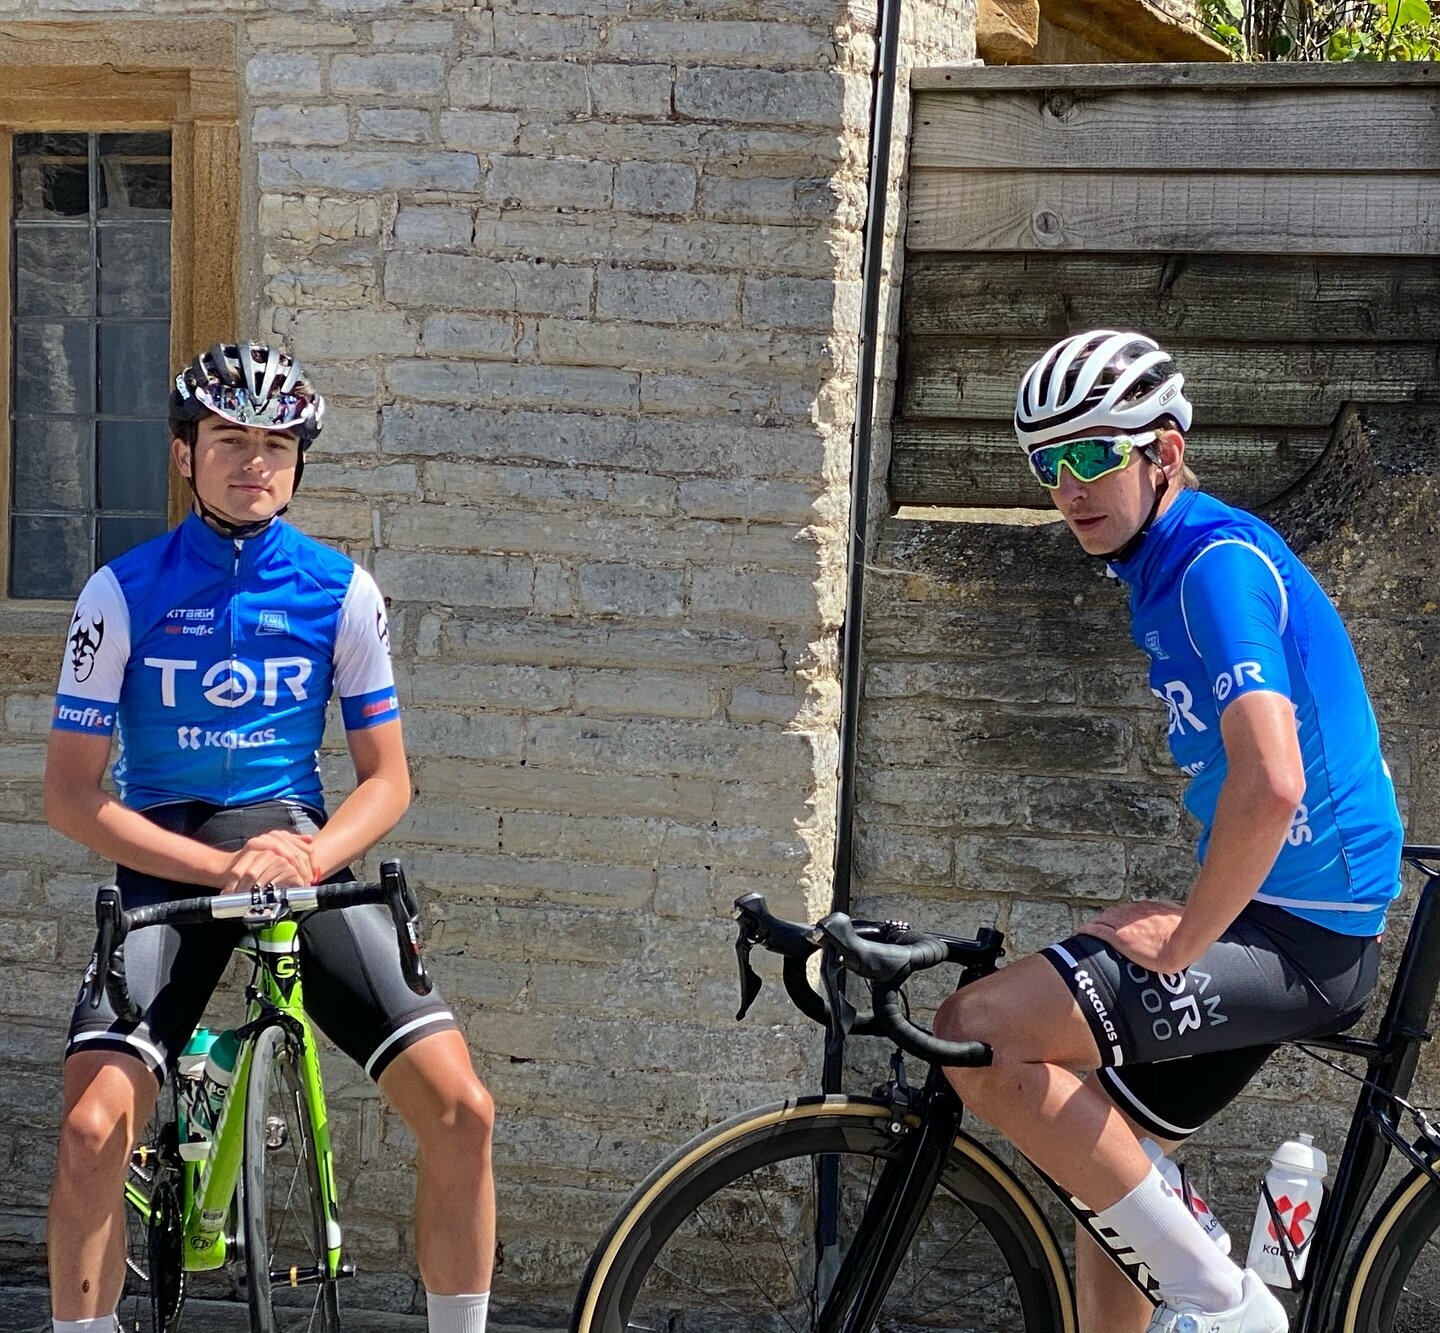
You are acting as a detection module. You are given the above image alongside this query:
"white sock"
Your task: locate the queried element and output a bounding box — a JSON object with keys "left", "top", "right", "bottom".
{"left": 53, "top": 1319, "right": 119, "bottom": 1333}
{"left": 426, "top": 1290, "right": 489, "bottom": 1333}
{"left": 1096, "top": 1165, "right": 1244, "bottom": 1311}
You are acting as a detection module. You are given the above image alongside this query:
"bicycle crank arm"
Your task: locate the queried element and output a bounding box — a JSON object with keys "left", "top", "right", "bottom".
{"left": 267, "top": 1260, "right": 356, "bottom": 1287}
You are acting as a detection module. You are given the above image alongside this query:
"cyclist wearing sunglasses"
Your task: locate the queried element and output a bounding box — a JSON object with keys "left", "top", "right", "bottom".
{"left": 44, "top": 344, "right": 497, "bottom": 1333}
{"left": 933, "top": 330, "right": 1401, "bottom": 1333}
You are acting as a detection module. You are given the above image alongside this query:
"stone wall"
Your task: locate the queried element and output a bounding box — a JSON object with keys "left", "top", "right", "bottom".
{"left": 853, "top": 404, "right": 1440, "bottom": 1247}
{"left": 0, "top": 0, "right": 976, "bottom": 1317}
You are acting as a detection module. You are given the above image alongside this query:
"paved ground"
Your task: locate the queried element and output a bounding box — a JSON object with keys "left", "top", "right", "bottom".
{"left": 0, "top": 1287, "right": 563, "bottom": 1331}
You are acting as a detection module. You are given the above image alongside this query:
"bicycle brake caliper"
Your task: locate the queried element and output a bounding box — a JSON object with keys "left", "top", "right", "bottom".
{"left": 876, "top": 1052, "right": 914, "bottom": 1136}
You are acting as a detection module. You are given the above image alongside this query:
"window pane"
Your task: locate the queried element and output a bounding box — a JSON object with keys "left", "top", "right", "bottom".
{"left": 14, "top": 322, "right": 93, "bottom": 415}
{"left": 12, "top": 418, "right": 90, "bottom": 511}
{"left": 98, "top": 224, "right": 170, "bottom": 317}
{"left": 96, "top": 514, "right": 165, "bottom": 567}
{"left": 97, "top": 420, "right": 169, "bottom": 511}
{"left": 9, "top": 514, "right": 89, "bottom": 599}
{"left": 98, "top": 134, "right": 171, "bottom": 215}
{"left": 98, "top": 322, "right": 169, "bottom": 416}
{"left": 13, "top": 133, "right": 89, "bottom": 219}
{"left": 15, "top": 226, "right": 90, "bottom": 316}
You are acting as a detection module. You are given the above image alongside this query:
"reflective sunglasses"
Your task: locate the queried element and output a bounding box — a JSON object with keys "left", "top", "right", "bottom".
{"left": 1026, "top": 432, "right": 1158, "bottom": 490}
{"left": 189, "top": 378, "right": 318, "bottom": 432}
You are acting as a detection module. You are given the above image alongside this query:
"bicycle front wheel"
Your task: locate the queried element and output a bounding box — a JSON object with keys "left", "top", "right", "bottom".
{"left": 243, "top": 1024, "right": 341, "bottom": 1333}
{"left": 571, "top": 1095, "right": 1073, "bottom": 1333}
{"left": 120, "top": 1087, "right": 186, "bottom": 1333}
{"left": 1341, "top": 1166, "right": 1440, "bottom": 1332}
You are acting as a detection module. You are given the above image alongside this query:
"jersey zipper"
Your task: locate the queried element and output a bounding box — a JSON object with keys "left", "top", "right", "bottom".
{"left": 227, "top": 538, "right": 242, "bottom": 803}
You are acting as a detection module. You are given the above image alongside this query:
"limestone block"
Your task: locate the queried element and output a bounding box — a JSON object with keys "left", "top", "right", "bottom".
{"left": 288, "top": 310, "right": 417, "bottom": 356}
{"left": 595, "top": 266, "right": 737, "bottom": 327}
{"left": 587, "top": 62, "right": 673, "bottom": 118}
{"left": 576, "top": 563, "right": 686, "bottom": 619}
{"left": 384, "top": 253, "right": 593, "bottom": 317}
{"left": 677, "top": 477, "right": 826, "bottom": 523}
{"left": 690, "top": 568, "right": 830, "bottom": 622}
{"left": 461, "top": 57, "right": 588, "bottom": 113}
{"left": 955, "top": 834, "right": 1128, "bottom": 899}
{"left": 975, "top": 0, "right": 1038, "bottom": 61}
{"left": 397, "top": 708, "right": 525, "bottom": 761}
{"left": 398, "top": 662, "right": 574, "bottom": 710}
{"left": 537, "top": 318, "right": 825, "bottom": 375}
{"left": 675, "top": 66, "right": 845, "bottom": 128}
{"left": 394, "top": 205, "right": 474, "bottom": 250}
{"left": 372, "top": 18, "right": 454, "bottom": 46}
{"left": 381, "top": 406, "right": 633, "bottom": 463}
{"left": 330, "top": 54, "right": 446, "bottom": 97}
{"left": 438, "top": 110, "right": 522, "bottom": 151}
{"left": 744, "top": 273, "right": 858, "bottom": 332}
{"left": 606, "top": 19, "right": 835, "bottom": 65}
{"left": 248, "top": 17, "right": 362, "bottom": 46}
{"left": 372, "top": 552, "right": 534, "bottom": 607}
{"left": 356, "top": 109, "right": 433, "bottom": 144}
{"left": 492, "top": 11, "right": 604, "bottom": 54}
{"left": 384, "top": 360, "right": 639, "bottom": 412}
{"left": 420, "top": 314, "right": 518, "bottom": 358}
{"left": 259, "top": 150, "right": 480, "bottom": 193}
{"left": 614, "top": 161, "right": 697, "bottom": 216}
{"left": 486, "top": 155, "right": 614, "bottom": 211}
{"left": 246, "top": 53, "right": 323, "bottom": 98}
{"left": 252, "top": 105, "right": 349, "bottom": 147}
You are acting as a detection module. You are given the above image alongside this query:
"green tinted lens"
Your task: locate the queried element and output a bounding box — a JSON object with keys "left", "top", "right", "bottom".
{"left": 1028, "top": 438, "right": 1131, "bottom": 489}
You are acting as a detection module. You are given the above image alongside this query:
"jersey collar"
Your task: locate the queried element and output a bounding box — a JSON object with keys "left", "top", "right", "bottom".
{"left": 179, "top": 509, "right": 287, "bottom": 572}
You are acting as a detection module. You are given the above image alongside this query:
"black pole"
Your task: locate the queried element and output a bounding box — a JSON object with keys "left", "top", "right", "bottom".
{"left": 824, "top": 0, "right": 904, "bottom": 1098}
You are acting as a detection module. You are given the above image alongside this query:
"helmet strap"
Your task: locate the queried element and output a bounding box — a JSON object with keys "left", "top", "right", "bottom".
{"left": 1094, "top": 448, "right": 1168, "bottom": 564}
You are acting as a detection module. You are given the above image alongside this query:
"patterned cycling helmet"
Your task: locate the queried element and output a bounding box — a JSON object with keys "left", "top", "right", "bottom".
{"left": 170, "top": 342, "right": 324, "bottom": 448}
{"left": 1014, "top": 330, "right": 1192, "bottom": 451}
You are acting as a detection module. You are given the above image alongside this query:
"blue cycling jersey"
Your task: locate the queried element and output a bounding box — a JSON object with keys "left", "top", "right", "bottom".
{"left": 52, "top": 513, "right": 399, "bottom": 812}
{"left": 1111, "top": 488, "right": 1401, "bottom": 936}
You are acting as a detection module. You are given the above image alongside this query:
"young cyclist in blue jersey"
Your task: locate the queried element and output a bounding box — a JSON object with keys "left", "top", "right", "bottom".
{"left": 44, "top": 344, "right": 495, "bottom": 1333}
{"left": 932, "top": 331, "right": 1403, "bottom": 1333}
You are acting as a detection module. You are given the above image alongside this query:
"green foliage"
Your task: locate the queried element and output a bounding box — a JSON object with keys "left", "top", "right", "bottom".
{"left": 1198, "top": 0, "right": 1440, "bottom": 59}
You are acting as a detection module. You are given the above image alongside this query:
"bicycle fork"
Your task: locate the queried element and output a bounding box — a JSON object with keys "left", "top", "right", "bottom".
{"left": 812, "top": 1070, "right": 962, "bottom": 1333}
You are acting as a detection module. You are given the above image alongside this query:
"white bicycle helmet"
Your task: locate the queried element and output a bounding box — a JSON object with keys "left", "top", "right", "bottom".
{"left": 1014, "top": 330, "right": 1193, "bottom": 450}
{"left": 170, "top": 342, "right": 324, "bottom": 447}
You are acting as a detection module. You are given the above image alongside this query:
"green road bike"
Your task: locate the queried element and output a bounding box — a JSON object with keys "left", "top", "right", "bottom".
{"left": 85, "top": 861, "right": 432, "bottom": 1333}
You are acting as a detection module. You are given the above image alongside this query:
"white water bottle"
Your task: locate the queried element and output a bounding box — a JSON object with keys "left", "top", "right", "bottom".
{"left": 1246, "top": 1132, "right": 1327, "bottom": 1288}
{"left": 1142, "top": 1138, "right": 1231, "bottom": 1254}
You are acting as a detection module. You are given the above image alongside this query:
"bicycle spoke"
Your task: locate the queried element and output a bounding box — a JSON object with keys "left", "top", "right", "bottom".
{"left": 687, "top": 1194, "right": 805, "bottom": 1333}
{"left": 646, "top": 1254, "right": 807, "bottom": 1333}
{"left": 748, "top": 1169, "right": 809, "bottom": 1308}
{"left": 886, "top": 1212, "right": 985, "bottom": 1305}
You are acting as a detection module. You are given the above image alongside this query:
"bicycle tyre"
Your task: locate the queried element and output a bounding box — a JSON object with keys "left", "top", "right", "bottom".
{"left": 120, "top": 1088, "right": 186, "bottom": 1333}
{"left": 243, "top": 1024, "right": 341, "bottom": 1333}
{"left": 1339, "top": 1164, "right": 1440, "bottom": 1332}
{"left": 570, "top": 1094, "right": 1074, "bottom": 1333}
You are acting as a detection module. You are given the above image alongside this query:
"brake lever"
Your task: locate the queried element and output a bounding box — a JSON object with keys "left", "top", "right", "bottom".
{"left": 87, "top": 887, "right": 126, "bottom": 1011}
{"left": 734, "top": 931, "right": 763, "bottom": 1021}
{"left": 821, "top": 945, "right": 858, "bottom": 1057}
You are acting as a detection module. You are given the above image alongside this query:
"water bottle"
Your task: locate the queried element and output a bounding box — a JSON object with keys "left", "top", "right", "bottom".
{"left": 199, "top": 1028, "right": 242, "bottom": 1132}
{"left": 177, "top": 1027, "right": 217, "bottom": 1162}
{"left": 1142, "top": 1138, "right": 1231, "bottom": 1255}
{"left": 1246, "top": 1132, "right": 1328, "bottom": 1287}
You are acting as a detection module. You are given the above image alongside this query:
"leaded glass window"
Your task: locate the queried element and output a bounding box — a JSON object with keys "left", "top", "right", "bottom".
{"left": 9, "top": 131, "right": 172, "bottom": 599}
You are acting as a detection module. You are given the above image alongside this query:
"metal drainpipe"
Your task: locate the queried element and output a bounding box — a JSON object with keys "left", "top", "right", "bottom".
{"left": 823, "top": 0, "right": 905, "bottom": 1100}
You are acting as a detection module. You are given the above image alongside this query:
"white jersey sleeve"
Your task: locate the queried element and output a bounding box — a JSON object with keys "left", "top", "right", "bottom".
{"left": 334, "top": 565, "right": 400, "bottom": 730}
{"left": 53, "top": 567, "right": 131, "bottom": 735}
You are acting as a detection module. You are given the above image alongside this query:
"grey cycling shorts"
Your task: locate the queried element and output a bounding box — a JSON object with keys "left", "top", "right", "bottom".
{"left": 1041, "top": 901, "right": 1378, "bottom": 1140}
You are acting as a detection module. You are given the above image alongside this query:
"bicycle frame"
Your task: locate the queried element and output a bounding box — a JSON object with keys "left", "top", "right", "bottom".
{"left": 124, "top": 917, "right": 343, "bottom": 1281}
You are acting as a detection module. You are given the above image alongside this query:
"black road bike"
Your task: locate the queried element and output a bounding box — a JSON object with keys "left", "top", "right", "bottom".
{"left": 571, "top": 845, "right": 1440, "bottom": 1333}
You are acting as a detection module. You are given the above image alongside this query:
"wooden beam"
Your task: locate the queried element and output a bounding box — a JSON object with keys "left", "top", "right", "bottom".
{"left": 911, "top": 60, "right": 1440, "bottom": 91}
{"left": 901, "top": 254, "right": 1440, "bottom": 343}
{"left": 911, "top": 87, "right": 1440, "bottom": 172}
{"left": 0, "top": 19, "right": 235, "bottom": 71}
{"left": 899, "top": 338, "right": 1440, "bottom": 425}
{"left": 906, "top": 168, "right": 1440, "bottom": 254}
{"left": 889, "top": 421, "right": 1331, "bottom": 508}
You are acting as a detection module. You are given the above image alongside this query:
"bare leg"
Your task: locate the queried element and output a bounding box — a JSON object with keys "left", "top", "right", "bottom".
{"left": 378, "top": 1029, "right": 496, "bottom": 1293}
{"left": 48, "top": 1051, "right": 159, "bottom": 1320}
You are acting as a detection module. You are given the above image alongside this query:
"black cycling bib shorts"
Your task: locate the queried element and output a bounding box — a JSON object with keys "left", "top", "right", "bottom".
{"left": 1042, "top": 900, "right": 1378, "bottom": 1141}
{"left": 66, "top": 801, "right": 457, "bottom": 1084}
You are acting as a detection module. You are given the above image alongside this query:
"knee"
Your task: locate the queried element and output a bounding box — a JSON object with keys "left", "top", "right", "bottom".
{"left": 933, "top": 991, "right": 1011, "bottom": 1107}
{"left": 57, "top": 1094, "right": 134, "bottom": 1184}
{"left": 426, "top": 1078, "right": 495, "bottom": 1158}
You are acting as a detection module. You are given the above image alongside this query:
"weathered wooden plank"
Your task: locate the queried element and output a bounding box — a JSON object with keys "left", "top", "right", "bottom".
{"left": 899, "top": 338, "right": 1440, "bottom": 426}
{"left": 0, "top": 19, "right": 237, "bottom": 71}
{"left": 911, "top": 88, "right": 1440, "bottom": 172}
{"left": 910, "top": 61, "right": 1440, "bottom": 92}
{"left": 907, "top": 169, "right": 1440, "bottom": 254}
{"left": 901, "top": 254, "right": 1440, "bottom": 343}
{"left": 889, "top": 421, "right": 1331, "bottom": 509}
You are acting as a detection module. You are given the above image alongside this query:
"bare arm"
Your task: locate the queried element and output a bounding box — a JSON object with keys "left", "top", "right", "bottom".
{"left": 44, "top": 729, "right": 316, "bottom": 892}
{"left": 1079, "top": 689, "right": 1305, "bottom": 973}
{"left": 306, "top": 718, "right": 412, "bottom": 883}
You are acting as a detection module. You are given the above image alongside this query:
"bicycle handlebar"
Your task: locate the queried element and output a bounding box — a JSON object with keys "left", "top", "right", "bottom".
{"left": 732, "top": 893, "right": 1000, "bottom": 1068}
{"left": 85, "top": 858, "right": 432, "bottom": 1020}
